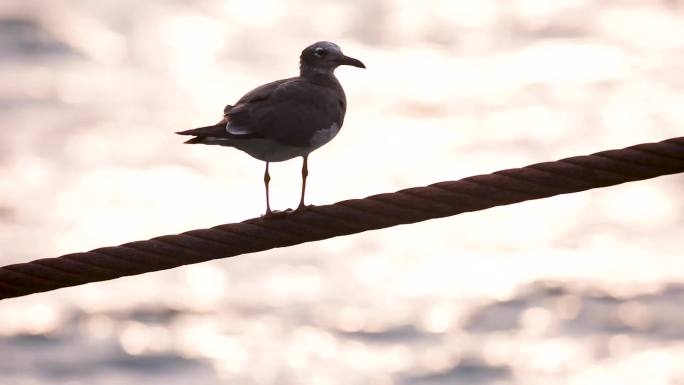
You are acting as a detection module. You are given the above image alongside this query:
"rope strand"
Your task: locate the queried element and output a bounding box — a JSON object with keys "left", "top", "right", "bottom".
{"left": 1, "top": 137, "right": 683, "bottom": 300}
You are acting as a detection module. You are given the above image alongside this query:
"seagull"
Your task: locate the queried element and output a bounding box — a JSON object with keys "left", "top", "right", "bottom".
{"left": 177, "top": 41, "right": 365, "bottom": 217}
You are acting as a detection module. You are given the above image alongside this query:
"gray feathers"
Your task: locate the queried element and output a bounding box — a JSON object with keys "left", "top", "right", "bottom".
{"left": 177, "top": 41, "right": 364, "bottom": 162}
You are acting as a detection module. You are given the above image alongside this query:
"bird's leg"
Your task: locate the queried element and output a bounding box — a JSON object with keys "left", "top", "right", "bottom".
{"left": 264, "top": 162, "right": 273, "bottom": 216}
{"left": 297, "top": 155, "right": 308, "bottom": 210}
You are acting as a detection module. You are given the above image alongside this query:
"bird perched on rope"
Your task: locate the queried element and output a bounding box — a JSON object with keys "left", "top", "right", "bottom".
{"left": 177, "top": 41, "right": 365, "bottom": 217}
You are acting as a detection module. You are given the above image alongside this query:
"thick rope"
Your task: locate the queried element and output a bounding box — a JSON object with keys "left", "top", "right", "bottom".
{"left": 1, "top": 137, "right": 683, "bottom": 300}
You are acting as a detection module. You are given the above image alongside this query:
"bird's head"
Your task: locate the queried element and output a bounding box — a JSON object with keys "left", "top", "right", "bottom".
{"left": 300, "top": 41, "right": 365, "bottom": 76}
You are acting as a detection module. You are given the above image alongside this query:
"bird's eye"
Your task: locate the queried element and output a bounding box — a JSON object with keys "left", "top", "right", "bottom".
{"left": 314, "top": 47, "right": 327, "bottom": 57}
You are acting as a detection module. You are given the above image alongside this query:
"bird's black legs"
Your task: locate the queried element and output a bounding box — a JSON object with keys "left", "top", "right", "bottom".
{"left": 264, "top": 162, "right": 273, "bottom": 216}
{"left": 298, "top": 155, "right": 308, "bottom": 210}
{"left": 262, "top": 156, "right": 308, "bottom": 218}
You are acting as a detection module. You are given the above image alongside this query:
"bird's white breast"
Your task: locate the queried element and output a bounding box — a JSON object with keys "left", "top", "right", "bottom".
{"left": 215, "top": 122, "right": 341, "bottom": 162}
{"left": 310, "top": 123, "right": 340, "bottom": 150}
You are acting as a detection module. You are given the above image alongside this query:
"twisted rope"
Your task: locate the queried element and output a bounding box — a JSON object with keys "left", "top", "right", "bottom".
{"left": 1, "top": 137, "right": 683, "bottom": 300}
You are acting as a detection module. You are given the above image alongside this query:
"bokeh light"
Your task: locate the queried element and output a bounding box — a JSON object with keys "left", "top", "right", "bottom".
{"left": 0, "top": 1, "right": 683, "bottom": 384}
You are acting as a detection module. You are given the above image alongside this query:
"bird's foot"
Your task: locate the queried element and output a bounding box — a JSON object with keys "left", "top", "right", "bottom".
{"left": 295, "top": 203, "right": 311, "bottom": 212}
{"left": 262, "top": 208, "right": 294, "bottom": 219}
{"left": 261, "top": 205, "right": 312, "bottom": 219}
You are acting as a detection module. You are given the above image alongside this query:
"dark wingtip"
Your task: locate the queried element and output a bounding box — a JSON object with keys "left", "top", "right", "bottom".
{"left": 183, "top": 137, "right": 203, "bottom": 144}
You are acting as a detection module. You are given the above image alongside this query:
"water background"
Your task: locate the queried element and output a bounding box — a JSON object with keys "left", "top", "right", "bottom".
{"left": 1, "top": 1, "right": 683, "bottom": 384}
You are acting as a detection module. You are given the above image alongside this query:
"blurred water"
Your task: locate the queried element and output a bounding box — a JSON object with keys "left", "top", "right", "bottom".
{"left": 1, "top": 1, "right": 683, "bottom": 384}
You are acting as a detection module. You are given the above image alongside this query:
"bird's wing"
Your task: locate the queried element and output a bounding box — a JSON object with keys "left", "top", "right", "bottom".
{"left": 227, "top": 78, "right": 346, "bottom": 147}
{"left": 223, "top": 78, "right": 292, "bottom": 136}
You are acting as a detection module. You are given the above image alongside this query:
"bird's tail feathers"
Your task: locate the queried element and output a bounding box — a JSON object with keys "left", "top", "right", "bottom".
{"left": 183, "top": 137, "right": 209, "bottom": 144}
{"left": 176, "top": 123, "right": 224, "bottom": 137}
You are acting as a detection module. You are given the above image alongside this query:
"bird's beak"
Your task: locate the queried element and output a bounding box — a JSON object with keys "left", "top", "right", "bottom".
{"left": 338, "top": 55, "right": 366, "bottom": 69}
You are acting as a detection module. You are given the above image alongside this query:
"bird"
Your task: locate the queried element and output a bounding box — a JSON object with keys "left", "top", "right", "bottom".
{"left": 177, "top": 41, "right": 365, "bottom": 217}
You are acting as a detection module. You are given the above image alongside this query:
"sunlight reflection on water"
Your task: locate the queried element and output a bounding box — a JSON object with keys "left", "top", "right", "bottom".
{"left": 0, "top": 1, "right": 683, "bottom": 384}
